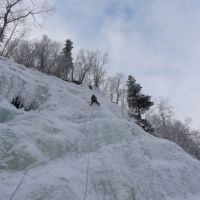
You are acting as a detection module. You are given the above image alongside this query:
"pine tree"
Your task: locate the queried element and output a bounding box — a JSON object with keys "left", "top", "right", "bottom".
{"left": 62, "top": 40, "right": 73, "bottom": 57}
{"left": 60, "top": 39, "right": 73, "bottom": 80}
{"left": 136, "top": 94, "right": 154, "bottom": 119}
{"left": 126, "top": 75, "right": 154, "bottom": 120}
{"left": 127, "top": 75, "right": 141, "bottom": 118}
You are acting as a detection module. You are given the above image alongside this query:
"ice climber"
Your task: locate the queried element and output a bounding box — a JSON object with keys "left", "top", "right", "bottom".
{"left": 90, "top": 95, "right": 100, "bottom": 106}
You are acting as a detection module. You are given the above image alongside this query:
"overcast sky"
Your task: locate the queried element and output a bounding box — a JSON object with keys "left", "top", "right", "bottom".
{"left": 32, "top": 0, "right": 200, "bottom": 129}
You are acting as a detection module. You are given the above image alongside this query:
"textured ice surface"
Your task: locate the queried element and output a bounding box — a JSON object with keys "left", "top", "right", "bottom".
{"left": 0, "top": 107, "right": 15, "bottom": 123}
{"left": 0, "top": 56, "right": 200, "bottom": 200}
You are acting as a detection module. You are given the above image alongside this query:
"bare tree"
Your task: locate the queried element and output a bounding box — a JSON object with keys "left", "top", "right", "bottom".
{"left": 70, "top": 49, "right": 108, "bottom": 86}
{"left": 0, "top": 21, "right": 25, "bottom": 56}
{"left": 146, "top": 98, "right": 173, "bottom": 137}
{"left": 157, "top": 98, "right": 173, "bottom": 129}
{"left": 0, "top": 0, "right": 51, "bottom": 41}
{"left": 46, "top": 41, "right": 61, "bottom": 74}
{"left": 91, "top": 50, "right": 108, "bottom": 88}
{"left": 114, "top": 73, "right": 124, "bottom": 104}
{"left": 102, "top": 76, "right": 115, "bottom": 102}
{"left": 0, "top": 0, "right": 52, "bottom": 57}
{"left": 9, "top": 36, "right": 61, "bottom": 71}
{"left": 103, "top": 73, "right": 124, "bottom": 104}
{"left": 34, "top": 35, "right": 58, "bottom": 72}
{"left": 8, "top": 39, "right": 34, "bottom": 66}
{"left": 146, "top": 98, "right": 200, "bottom": 160}
{"left": 71, "top": 49, "right": 95, "bottom": 84}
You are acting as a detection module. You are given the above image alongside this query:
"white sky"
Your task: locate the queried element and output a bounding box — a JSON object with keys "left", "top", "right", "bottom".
{"left": 30, "top": 0, "right": 200, "bottom": 129}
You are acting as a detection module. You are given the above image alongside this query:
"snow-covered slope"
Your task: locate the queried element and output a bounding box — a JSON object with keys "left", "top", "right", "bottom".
{"left": 0, "top": 57, "right": 200, "bottom": 200}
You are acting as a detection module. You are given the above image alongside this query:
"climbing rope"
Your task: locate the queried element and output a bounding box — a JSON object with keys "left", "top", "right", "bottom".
{"left": 83, "top": 150, "right": 90, "bottom": 200}
{"left": 83, "top": 105, "right": 95, "bottom": 200}
{"left": 9, "top": 168, "right": 28, "bottom": 200}
{"left": 9, "top": 159, "right": 51, "bottom": 200}
{"left": 9, "top": 104, "right": 99, "bottom": 200}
